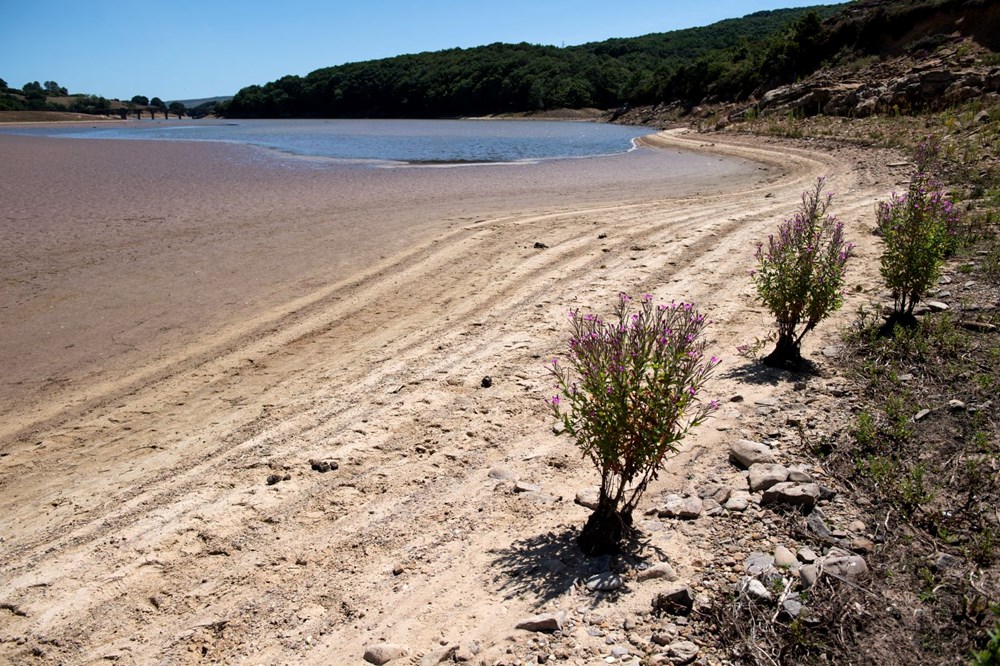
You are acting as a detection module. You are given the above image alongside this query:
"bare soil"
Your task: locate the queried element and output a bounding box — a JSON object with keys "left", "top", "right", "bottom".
{"left": 0, "top": 130, "right": 902, "bottom": 664}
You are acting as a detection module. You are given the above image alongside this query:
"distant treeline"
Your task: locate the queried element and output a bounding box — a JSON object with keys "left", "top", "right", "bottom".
{"left": 220, "top": 6, "right": 841, "bottom": 118}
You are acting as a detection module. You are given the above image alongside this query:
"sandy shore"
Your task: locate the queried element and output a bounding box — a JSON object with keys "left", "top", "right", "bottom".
{"left": 0, "top": 129, "right": 900, "bottom": 664}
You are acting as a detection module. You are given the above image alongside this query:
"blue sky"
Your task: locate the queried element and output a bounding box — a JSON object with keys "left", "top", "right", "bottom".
{"left": 2, "top": 1, "right": 821, "bottom": 102}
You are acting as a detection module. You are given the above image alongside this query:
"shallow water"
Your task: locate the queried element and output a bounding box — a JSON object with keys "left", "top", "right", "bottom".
{"left": 0, "top": 118, "right": 650, "bottom": 166}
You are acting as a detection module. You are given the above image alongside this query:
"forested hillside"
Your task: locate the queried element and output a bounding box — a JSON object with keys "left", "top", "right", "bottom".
{"left": 219, "top": 6, "right": 840, "bottom": 118}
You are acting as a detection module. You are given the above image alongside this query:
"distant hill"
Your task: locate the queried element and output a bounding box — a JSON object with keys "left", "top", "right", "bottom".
{"left": 219, "top": 5, "right": 841, "bottom": 119}
{"left": 168, "top": 96, "right": 232, "bottom": 109}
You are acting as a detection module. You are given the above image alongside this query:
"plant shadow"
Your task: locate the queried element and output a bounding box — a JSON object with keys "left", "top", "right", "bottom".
{"left": 488, "top": 523, "right": 670, "bottom": 608}
{"left": 718, "top": 357, "right": 822, "bottom": 386}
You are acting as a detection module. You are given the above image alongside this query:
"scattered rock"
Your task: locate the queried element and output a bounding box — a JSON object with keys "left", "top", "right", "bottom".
{"left": 480, "top": 376, "right": 493, "bottom": 388}
{"left": 744, "top": 552, "right": 775, "bottom": 575}
{"left": 806, "top": 512, "right": 832, "bottom": 538}
{"left": 575, "top": 488, "right": 601, "bottom": 511}
{"left": 761, "top": 482, "right": 820, "bottom": 511}
{"left": 781, "top": 598, "right": 804, "bottom": 619}
{"left": 364, "top": 643, "right": 409, "bottom": 665}
{"left": 513, "top": 481, "right": 542, "bottom": 493}
{"left": 637, "top": 562, "right": 678, "bottom": 582}
{"left": 652, "top": 585, "right": 694, "bottom": 616}
{"left": 552, "top": 421, "right": 566, "bottom": 435}
{"left": 799, "top": 564, "right": 820, "bottom": 589}
{"left": 774, "top": 545, "right": 797, "bottom": 568}
{"left": 488, "top": 467, "right": 519, "bottom": 482}
{"left": 516, "top": 612, "right": 566, "bottom": 633}
{"left": 729, "top": 439, "right": 775, "bottom": 468}
{"left": 931, "top": 553, "right": 963, "bottom": 574}
{"left": 666, "top": 640, "right": 699, "bottom": 665}
{"left": 913, "top": 408, "right": 931, "bottom": 422}
{"left": 533, "top": 242, "right": 549, "bottom": 249}
{"left": 926, "top": 301, "right": 950, "bottom": 312}
{"left": 697, "top": 484, "right": 731, "bottom": 504}
{"left": 542, "top": 558, "right": 568, "bottom": 574}
{"left": 585, "top": 572, "right": 624, "bottom": 592}
{"left": 658, "top": 495, "right": 704, "bottom": 520}
{"left": 266, "top": 474, "right": 282, "bottom": 486}
{"left": 742, "top": 577, "right": 774, "bottom": 602}
{"left": 797, "top": 547, "right": 818, "bottom": 564}
{"left": 724, "top": 490, "right": 752, "bottom": 512}
{"left": 821, "top": 554, "right": 869, "bottom": 580}
{"left": 787, "top": 464, "right": 814, "bottom": 483}
{"left": 947, "top": 399, "right": 966, "bottom": 412}
{"left": 961, "top": 320, "right": 998, "bottom": 333}
{"left": 747, "top": 463, "right": 789, "bottom": 492}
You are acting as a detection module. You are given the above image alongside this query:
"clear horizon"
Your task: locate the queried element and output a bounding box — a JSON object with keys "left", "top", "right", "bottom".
{"left": 2, "top": 1, "right": 824, "bottom": 102}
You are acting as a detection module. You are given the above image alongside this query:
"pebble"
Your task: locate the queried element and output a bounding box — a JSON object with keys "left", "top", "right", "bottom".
{"left": 363, "top": 643, "right": 409, "bottom": 665}
{"left": 729, "top": 439, "right": 775, "bottom": 468}
{"left": 652, "top": 585, "right": 694, "bottom": 616}
{"left": 513, "top": 481, "right": 542, "bottom": 493}
{"left": 724, "top": 490, "right": 752, "bottom": 512}
{"left": 488, "top": 467, "right": 519, "bottom": 482}
{"left": 575, "top": 488, "right": 601, "bottom": 511}
{"left": 666, "top": 640, "right": 699, "bottom": 665}
{"left": 747, "top": 463, "right": 789, "bottom": 492}
{"left": 797, "top": 547, "right": 818, "bottom": 564}
{"left": 761, "top": 482, "right": 820, "bottom": 511}
{"left": 586, "top": 573, "right": 624, "bottom": 592}
{"left": 516, "top": 612, "right": 566, "bottom": 633}
{"left": 744, "top": 552, "right": 775, "bottom": 575}
{"left": 658, "top": 495, "right": 703, "bottom": 520}
{"left": 743, "top": 577, "right": 773, "bottom": 602}
{"left": 773, "top": 545, "right": 796, "bottom": 568}
{"left": 637, "top": 562, "right": 678, "bottom": 582}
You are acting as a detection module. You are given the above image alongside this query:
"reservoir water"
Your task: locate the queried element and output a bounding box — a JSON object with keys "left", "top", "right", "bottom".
{"left": 0, "top": 118, "right": 650, "bottom": 166}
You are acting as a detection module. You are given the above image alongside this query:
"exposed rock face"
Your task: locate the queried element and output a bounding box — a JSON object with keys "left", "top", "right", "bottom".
{"left": 747, "top": 63, "right": 1000, "bottom": 119}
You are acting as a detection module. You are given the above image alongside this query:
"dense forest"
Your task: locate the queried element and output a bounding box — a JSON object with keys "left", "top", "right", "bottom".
{"left": 220, "top": 5, "right": 841, "bottom": 118}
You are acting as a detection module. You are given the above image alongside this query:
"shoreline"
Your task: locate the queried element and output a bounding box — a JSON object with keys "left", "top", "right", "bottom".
{"left": 0, "top": 130, "right": 760, "bottom": 443}
{"left": 0, "top": 128, "right": 900, "bottom": 664}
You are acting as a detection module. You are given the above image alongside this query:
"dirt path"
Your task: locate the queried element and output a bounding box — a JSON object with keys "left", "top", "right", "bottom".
{"left": 0, "top": 131, "right": 901, "bottom": 665}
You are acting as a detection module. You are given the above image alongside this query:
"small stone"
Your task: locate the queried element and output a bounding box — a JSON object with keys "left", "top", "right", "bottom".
{"left": 480, "top": 376, "right": 492, "bottom": 388}
{"left": 797, "top": 547, "right": 818, "bottom": 564}
{"left": 697, "top": 484, "right": 731, "bottom": 504}
{"left": 724, "top": 490, "right": 752, "bottom": 512}
{"left": 730, "top": 394, "right": 745, "bottom": 403}
{"left": 747, "top": 463, "right": 789, "bottom": 492}
{"left": 780, "top": 598, "right": 803, "bottom": 619}
{"left": 364, "top": 643, "right": 409, "bottom": 665}
{"left": 807, "top": 512, "right": 831, "bottom": 538}
{"left": 637, "top": 563, "right": 678, "bottom": 582}
{"left": 575, "top": 488, "right": 601, "bottom": 510}
{"left": 822, "top": 345, "right": 843, "bottom": 358}
{"left": 513, "top": 481, "right": 542, "bottom": 493}
{"left": 729, "top": 440, "right": 775, "bottom": 468}
{"left": 533, "top": 242, "right": 548, "bottom": 249}
{"left": 931, "top": 553, "right": 963, "bottom": 574}
{"left": 659, "top": 495, "right": 703, "bottom": 520}
{"left": 488, "top": 467, "right": 519, "bottom": 482}
{"left": 516, "top": 612, "right": 566, "bottom": 633}
{"left": 948, "top": 400, "right": 967, "bottom": 412}
{"left": 586, "top": 572, "right": 624, "bottom": 592}
{"left": 652, "top": 585, "right": 694, "bottom": 616}
{"left": 666, "top": 640, "right": 699, "bottom": 665}
{"left": 773, "top": 546, "right": 796, "bottom": 568}
{"left": 926, "top": 301, "right": 949, "bottom": 312}
{"left": 851, "top": 537, "right": 876, "bottom": 554}
{"left": 846, "top": 520, "right": 866, "bottom": 533}
{"left": 761, "top": 482, "right": 820, "bottom": 511}
{"left": 787, "top": 464, "right": 814, "bottom": 483}
{"left": 552, "top": 421, "right": 566, "bottom": 435}
{"left": 744, "top": 552, "right": 775, "bottom": 575}
{"left": 821, "top": 555, "right": 868, "bottom": 580}
{"left": 266, "top": 474, "right": 282, "bottom": 485}
{"left": 913, "top": 409, "right": 931, "bottom": 422}
{"left": 742, "top": 577, "right": 773, "bottom": 602}
{"left": 799, "top": 564, "right": 819, "bottom": 589}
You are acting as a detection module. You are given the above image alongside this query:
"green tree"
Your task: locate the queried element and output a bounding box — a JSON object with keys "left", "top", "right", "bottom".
{"left": 44, "top": 80, "right": 67, "bottom": 95}
{"left": 167, "top": 101, "right": 186, "bottom": 118}
{"left": 131, "top": 95, "right": 149, "bottom": 106}
{"left": 0, "top": 78, "right": 8, "bottom": 91}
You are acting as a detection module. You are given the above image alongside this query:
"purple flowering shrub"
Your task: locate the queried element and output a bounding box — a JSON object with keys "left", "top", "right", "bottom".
{"left": 752, "top": 178, "right": 854, "bottom": 368}
{"left": 548, "top": 293, "right": 720, "bottom": 555}
{"left": 877, "top": 141, "right": 961, "bottom": 322}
